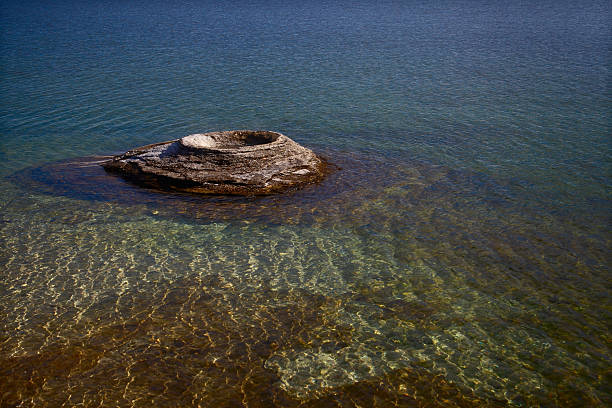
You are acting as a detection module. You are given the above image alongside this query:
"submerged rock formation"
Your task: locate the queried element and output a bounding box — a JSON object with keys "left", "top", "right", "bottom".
{"left": 101, "top": 130, "right": 326, "bottom": 195}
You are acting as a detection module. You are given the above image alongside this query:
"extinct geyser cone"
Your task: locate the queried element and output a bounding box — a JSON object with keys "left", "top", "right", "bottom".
{"left": 101, "top": 130, "right": 326, "bottom": 195}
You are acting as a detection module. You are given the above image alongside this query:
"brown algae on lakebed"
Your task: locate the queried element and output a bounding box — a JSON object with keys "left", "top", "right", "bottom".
{"left": 1, "top": 148, "right": 609, "bottom": 406}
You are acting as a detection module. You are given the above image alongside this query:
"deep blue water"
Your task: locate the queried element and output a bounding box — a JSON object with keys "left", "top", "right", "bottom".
{"left": 1, "top": 1, "right": 610, "bottom": 406}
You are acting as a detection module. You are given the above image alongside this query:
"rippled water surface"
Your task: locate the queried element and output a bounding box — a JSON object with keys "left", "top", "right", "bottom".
{"left": 1, "top": 1, "right": 610, "bottom": 406}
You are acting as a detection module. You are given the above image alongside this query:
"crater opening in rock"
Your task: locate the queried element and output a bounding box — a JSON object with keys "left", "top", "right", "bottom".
{"left": 180, "top": 130, "right": 280, "bottom": 150}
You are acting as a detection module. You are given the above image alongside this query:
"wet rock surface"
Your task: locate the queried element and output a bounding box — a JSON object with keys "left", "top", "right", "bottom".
{"left": 101, "top": 130, "right": 326, "bottom": 195}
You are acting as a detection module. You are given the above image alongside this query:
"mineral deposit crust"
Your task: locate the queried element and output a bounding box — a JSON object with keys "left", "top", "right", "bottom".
{"left": 102, "top": 130, "right": 326, "bottom": 195}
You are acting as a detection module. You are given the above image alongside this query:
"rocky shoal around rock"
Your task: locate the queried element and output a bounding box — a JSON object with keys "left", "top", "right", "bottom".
{"left": 101, "top": 130, "right": 327, "bottom": 195}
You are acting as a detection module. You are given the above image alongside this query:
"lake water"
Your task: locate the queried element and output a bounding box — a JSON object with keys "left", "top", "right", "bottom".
{"left": 1, "top": 0, "right": 610, "bottom": 406}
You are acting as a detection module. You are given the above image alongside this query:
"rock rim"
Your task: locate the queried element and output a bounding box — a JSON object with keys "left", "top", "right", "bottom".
{"left": 101, "top": 130, "right": 327, "bottom": 195}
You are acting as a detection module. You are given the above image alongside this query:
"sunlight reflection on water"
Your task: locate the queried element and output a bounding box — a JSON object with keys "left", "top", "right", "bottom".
{"left": 1, "top": 148, "right": 608, "bottom": 406}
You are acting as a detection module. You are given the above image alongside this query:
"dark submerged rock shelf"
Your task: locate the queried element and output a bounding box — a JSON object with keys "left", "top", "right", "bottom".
{"left": 101, "top": 130, "right": 326, "bottom": 195}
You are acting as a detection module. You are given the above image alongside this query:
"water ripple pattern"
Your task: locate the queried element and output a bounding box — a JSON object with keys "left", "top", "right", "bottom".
{"left": 1, "top": 0, "right": 610, "bottom": 406}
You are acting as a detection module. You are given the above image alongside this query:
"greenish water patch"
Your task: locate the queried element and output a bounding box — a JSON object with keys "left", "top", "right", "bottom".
{"left": 1, "top": 150, "right": 609, "bottom": 406}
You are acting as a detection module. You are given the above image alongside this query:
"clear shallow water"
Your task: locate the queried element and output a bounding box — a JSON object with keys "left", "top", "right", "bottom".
{"left": 1, "top": 0, "right": 610, "bottom": 406}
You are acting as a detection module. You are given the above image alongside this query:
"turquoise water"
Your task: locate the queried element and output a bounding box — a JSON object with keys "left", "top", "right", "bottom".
{"left": 1, "top": 1, "right": 610, "bottom": 406}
